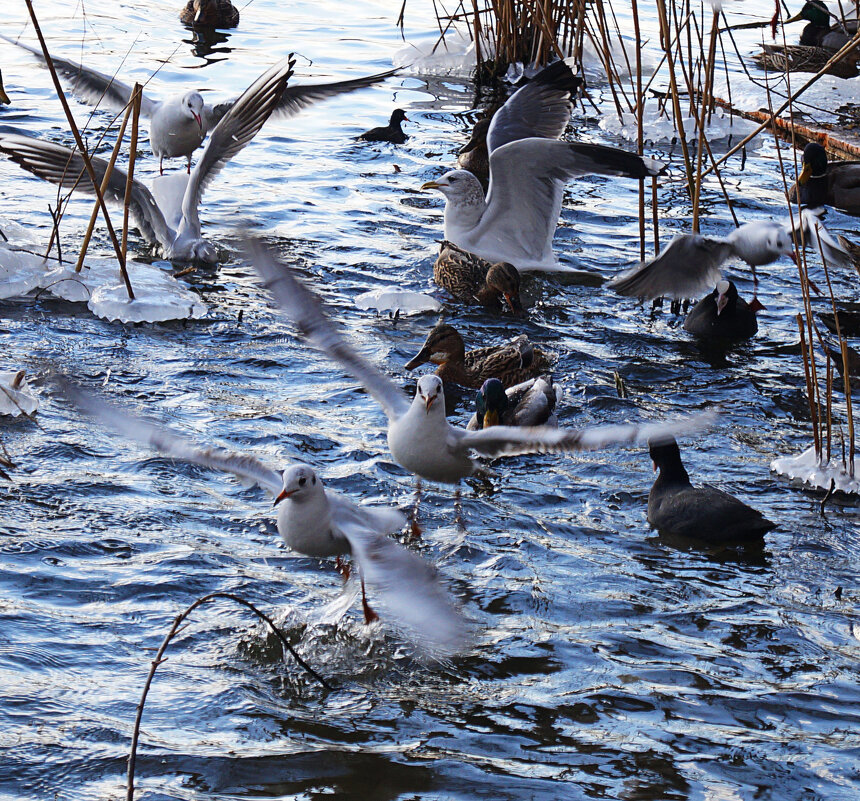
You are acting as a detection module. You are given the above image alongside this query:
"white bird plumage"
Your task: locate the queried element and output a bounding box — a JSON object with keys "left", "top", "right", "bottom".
{"left": 247, "top": 238, "right": 716, "bottom": 484}
{"left": 58, "top": 377, "right": 471, "bottom": 658}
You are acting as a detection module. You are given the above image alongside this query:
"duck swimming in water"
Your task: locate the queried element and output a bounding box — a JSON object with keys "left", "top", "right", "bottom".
{"left": 180, "top": 0, "right": 240, "bottom": 28}
{"left": 466, "top": 376, "right": 560, "bottom": 430}
{"left": 433, "top": 241, "right": 523, "bottom": 313}
{"left": 682, "top": 280, "right": 762, "bottom": 342}
{"left": 792, "top": 142, "right": 860, "bottom": 216}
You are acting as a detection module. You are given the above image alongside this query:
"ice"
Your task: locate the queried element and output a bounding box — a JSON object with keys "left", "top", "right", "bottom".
{"left": 598, "top": 102, "right": 757, "bottom": 144}
{"left": 354, "top": 287, "right": 442, "bottom": 316}
{"left": 771, "top": 445, "right": 860, "bottom": 495}
{"left": 393, "top": 29, "right": 490, "bottom": 77}
{"left": 0, "top": 371, "right": 38, "bottom": 417}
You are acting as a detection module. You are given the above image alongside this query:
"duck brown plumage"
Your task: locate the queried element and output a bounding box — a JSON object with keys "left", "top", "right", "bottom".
{"left": 404, "top": 323, "right": 551, "bottom": 389}
{"left": 180, "top": 0, "right": 240, "bottom": 28}
{"left": 433, "top": 241, "right": 523, "bottom": 313}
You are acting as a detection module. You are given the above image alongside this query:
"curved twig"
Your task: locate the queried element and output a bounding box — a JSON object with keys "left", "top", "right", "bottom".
{"left": 126, "top": 591, "right": 331, "bottom": 800}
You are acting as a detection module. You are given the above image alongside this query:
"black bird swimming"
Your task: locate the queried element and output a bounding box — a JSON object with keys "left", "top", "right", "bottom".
{"left": 358, "top": 108, "right": 408, "bottom": 143}
{"left": 647, "top": 439, "right": 776, "bottom": 544}
{"left": 683, "top": 279, "right": 761, "bottom": 342}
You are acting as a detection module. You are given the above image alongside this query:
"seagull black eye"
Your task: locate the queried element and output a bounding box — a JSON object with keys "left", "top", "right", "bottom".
{"left": 299, "top": 476, "right": 307, "bottom": 486}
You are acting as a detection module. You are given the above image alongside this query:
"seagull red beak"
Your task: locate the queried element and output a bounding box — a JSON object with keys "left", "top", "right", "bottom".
{"left": 193, "top": 111, "right": 203, "bottom": 130}
{"left": 273, "top": 488, "right": 295, "bottom": 506}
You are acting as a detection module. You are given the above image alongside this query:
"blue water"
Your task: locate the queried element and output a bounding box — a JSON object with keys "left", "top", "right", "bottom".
{"left": 1, "top": 1, "right": 859, "bottom": 799}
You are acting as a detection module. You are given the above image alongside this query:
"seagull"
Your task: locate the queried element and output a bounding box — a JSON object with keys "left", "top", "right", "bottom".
{"left": 1, "top": 35, "right": 396, "bottom": 173}
{"left": 607, "top": 209, "right": 852, "bottom": 301}
{"left": 421, "top": 139, "right": 663, "bottom": 272}
{"left": 58, "top": 377, "right": 471, "bottom": 657}
{"left": 247, "top": 238, "right": 716, "bottom": 485}
{"left": 0, "top": 58, "right": 292, "bottom": 263}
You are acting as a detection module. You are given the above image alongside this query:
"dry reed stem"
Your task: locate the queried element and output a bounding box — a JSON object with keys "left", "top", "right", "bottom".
{"left": 24, "top": 0, "right": 134, "bottom": 300}
{"left": 691, "top": 9, "right": 720, "bottom": 232}
{"left": 126, "top": 591, "right": 331, "bottom": 801}
{"left": 122, "top": 85, "right": 143, "bottom": 267}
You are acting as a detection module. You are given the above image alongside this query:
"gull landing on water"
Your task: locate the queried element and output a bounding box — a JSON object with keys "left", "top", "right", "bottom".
{"left": 58, "top": 378, "right": 471, "bottom": 658}
{"left": 246, "top": 238, "right": 716, "bottom": 487}
{"left": 0, "top": 59, "right": 292, "bottom": 263}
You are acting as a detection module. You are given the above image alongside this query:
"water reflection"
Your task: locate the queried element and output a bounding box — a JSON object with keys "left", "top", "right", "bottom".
{"left": 183, "top": 28, "right": 234, "bottom": 64}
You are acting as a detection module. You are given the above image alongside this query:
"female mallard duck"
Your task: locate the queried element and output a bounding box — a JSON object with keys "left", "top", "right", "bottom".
{"left": 434, "top": 241, "right": 523, "bottom": 313}
{"left": 682, "top": 280, "right": 762, "bottom": 342}
{"left": 466, "top": 376, "right": 560, "bottom": 430}
{"left": 180, "top": 0, "right": 240, "bottom": 28}
{"left": 792, "top": 142, "right": 860, "bottom": 216}
{"left": 0, "top": 70, "right": 9, "bottom": 105}
{"left": 404, "top": 323, "right": 551, "bottom": 389}
{"left": 457, "top": 117, "right": 491, "bottom": 189}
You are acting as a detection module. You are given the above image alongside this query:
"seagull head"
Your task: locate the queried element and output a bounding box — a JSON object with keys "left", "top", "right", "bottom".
{"left": 415, "top": 374, "right": 444, "bottom": 415}
{"left": 421, "top": 170, "right": 484, "bottom": 204}
{"left": 274, "top": 464, "right": 321, "bottom": 505}
{"left": 182, "top": 92, "right": 205, "bottom": 131}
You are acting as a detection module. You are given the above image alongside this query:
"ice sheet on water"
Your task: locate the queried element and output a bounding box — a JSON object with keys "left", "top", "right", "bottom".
{"left": 771, "top": 445, "right": 860, "bottom": 495}
{"left": 393, "top": 29, "right": 489, "bottom": 77}
{"left": 0, "top": 371, "right": 38, "bottom": 417}
{"left": 0, "top": 246, "right": 47, "bottom": 299}
{"left": 355, "top": 287, "right": 442, "bottom": 315}
{"left": 598, "top": 103, "right": 758, "bottom": 144}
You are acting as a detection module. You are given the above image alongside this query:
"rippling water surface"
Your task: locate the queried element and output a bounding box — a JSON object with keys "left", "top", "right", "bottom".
{"left": 1, "top": 1, "right": 859, "bottom": 799}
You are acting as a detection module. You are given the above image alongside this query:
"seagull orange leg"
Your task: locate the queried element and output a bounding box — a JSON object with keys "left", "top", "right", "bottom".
{"left": 408, "top": 478, "right": 423, "bottom": 541}
{"left": 361, "top": 576, "right": 379, "bottom": 624}
{"left": 335, "top": 555, "right": 351, "bottom": 581}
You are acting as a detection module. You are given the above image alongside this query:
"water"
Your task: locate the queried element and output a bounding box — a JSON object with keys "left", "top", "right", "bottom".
{"left": 1, "top": 1, "right": 859, "bottom": 799}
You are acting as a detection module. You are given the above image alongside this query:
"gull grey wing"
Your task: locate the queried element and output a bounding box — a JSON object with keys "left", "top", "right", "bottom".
{"left": 452, "top": 411, "right": 716, "bottom": 459}
{"left": 180, "top": 58, "right": 294, "bottom": 229}
{"left": 57, "top": 376, "right": 284, "bottom": 496}
{"left": 0, "top": 35, "right": 157, "bottom": 116}
{"left": 486, "top": 58, "right": 582, "bottom": 153}
{"left": 247, "top": 239, "right": 412, "bottom": 422}
{"left": 204, "top": 64, "right": 395, "bottom": 128}
{"left": 0, "top": 133, "right": 173, "bottom": 249}
{"left": 797, "top": 209, "right": 853, "bottom": 270}
{"left": 330, "top": 493, "right": 470, "bottom": 658}
{"left": 607, "top": 234, "right": 733, "bottom": 300}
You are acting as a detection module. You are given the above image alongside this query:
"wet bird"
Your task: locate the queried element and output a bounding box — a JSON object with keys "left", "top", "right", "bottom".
{"left": 433, "top": 241, "right": 523, "bottom": 313}
{"left": 467, "top": 376, "right": 560, "bottom": 430}
{"left": 248, "top": 238, "right": 715, "bottom": 486}
{"left": 0, "top": 59, "right": 293, "bottom": 263}
{"left": 682, "top": 280, "right": 762, "bottom": 342}
{"left": 791, "top": 142, "right": 860, "bottom": 216}
{"left": 405, "top": 323, "right": 550, "bottom": 389}
{"left": 358, "top": 108, "right": 409, "bottom": 143}
{"left": 787, "top": 0, "right": 856, "bottom": 50}
{"left": 647, "top": 439, "right": 776, "bottom": 543}
{"left": 819, "top": 303, "right": 860, "bottom": 336}
{"left": 456, "top": 58, "right": 583, "bottom": 189}
{"left": 608, "top": 209, "right": 850, "bottom": 301}
{"left": 58, "top": 378, "right": 470, "bottom": 657}
{"left": 1, "top": 35, "right": 395, "bottom": 173}
{"left": 0, "top": 70, "right": 9, "bottom": 105}
{"left": 180, "top": 0, "right": 240, "bottom": 28}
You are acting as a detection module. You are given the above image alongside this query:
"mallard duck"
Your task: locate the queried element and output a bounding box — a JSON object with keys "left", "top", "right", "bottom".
{"left": 180, "top": 0, "right": 240, "bottom": 28}
{"left": 787, "top": 0, "right": 857, "bottom": 49}
{"left": 457, "top": 117, "right": 491, "bottom": 189}
{"left": 682, "top": 280, "right": 762, "bottom": 342}
{"left": 433, "top": 241, "right": 523, "bottom": 312}
{"left": 819, "top": 303, "right": 860, "bottom": 336}
{"left": 404, "top": 322, "right": 551, "bottom": 389}
{"left": 791, "top": 142, "right": 860, "bottom": 216}
{"left": 648, "top": 439, "right": 776, "bottom": 543}
{"left": 466, "top": 376, "right": 560, "bottom": 430}
{"left": 0, "top": 70, "right": 9, "bottom": 105}
{"left": 358, "top": 109, "right": 408, "bottom": 144}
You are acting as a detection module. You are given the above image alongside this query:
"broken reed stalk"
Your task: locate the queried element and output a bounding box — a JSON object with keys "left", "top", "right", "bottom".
{"left": 76, "top": 97, "right": 133, "bottom": 273}
{"left": 122, "top": 85, "right": 143, "bottom": 266}
{"left": 24, "top": 0, "right": 134, "bottom": 300}
{"left": 797, "top": 314, "right": 821, "bottom": 456}
{"left": 651, "top": 175, "right": 660, "bottom": 255}
{"left": 691, "top": 9, "right": 720, "bottom": 233}
{"left": 126, "top": 591, "right": 331, "bottom": 801}
{"left": 630, "top": 0, "right": 645, "bottom": 260}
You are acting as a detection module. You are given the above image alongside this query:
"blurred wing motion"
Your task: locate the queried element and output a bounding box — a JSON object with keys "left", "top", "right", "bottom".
{"left": 331, "top": 494, "right": 471, "bottom": 658}
{"left": 607, "top": 235, "right": 732, "bottom": 300}
{"left": 247, "top": 238, "right": 411, "bottom": 422}
{"left": 453, "top": 411, "right": 717, "bottom": 459}
{"left": 795, "top": 208, "right": 853, "bottom": 270}
{"left": 56, "top": 375, "right": 284, "bottom": 496}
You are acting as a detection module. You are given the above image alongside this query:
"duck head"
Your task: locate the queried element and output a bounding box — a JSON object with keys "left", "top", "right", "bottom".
{"left": 458, "top": 117, "right": 491, "bottom": 156}
{"left": 391, "top": 108, "right": 409, "bottom": 126}
{"left": 274, "top": 464, "right": 322, "bottom": 505}
{"left": 415, "top": 374, "right": 444, "bottom": 414}
{"left": 482, "top": 261, "right": 523, "bottom": 313}
{"left": 648, "top": 437, "right": 690, "bottom": 482}
{"left": 405, "top": 323, "right": 466, "bottom": 370}
{"left": 786, "top": 0, "right": 830, "bottom": 28}
{"left": 799, "top": 142, "right": 828, "bottom": 185}
{"left": 475, "top": 378, "right": 509, "bottom": 428}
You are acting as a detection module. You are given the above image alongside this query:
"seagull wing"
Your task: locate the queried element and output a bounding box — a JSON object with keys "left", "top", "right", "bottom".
{"left": 486, "top": 58, "right": 582, "bottom": 153}
{"left": 0, "top": 35, "right": 158, "bottom": 116}
{"left": 247, "top": 239, "right": 412, "bottom": 423}
{"left": 56, "top": 376, "right": 284, "bottom": 496}
{"left": 0, "top": 133, "right": 173, "bottom": 249}
{"left": 180, "top": 58, "right": 294, "bottom": 231}
{"left": 329, "top": 492, "right": 471, "bottom": 657}
{"left": 205, "top": 67, "right": 397, "bottom": 129}
{"left": 451, "top": 411, "right": 716, "bottom": 459}
{"left": 607, "top": 234, "right": 733, "bottom": 300}
{"left": 796, "top": 208, "right": 854, "bottom": 270}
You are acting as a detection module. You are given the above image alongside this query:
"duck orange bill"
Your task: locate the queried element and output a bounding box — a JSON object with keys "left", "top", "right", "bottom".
{"left": 273, "top": 488, "right": 295, "bottom": 505}
{"left": 748, "top": 297, "right": 766, "bottom": 313}
{"left": 798, "top": 162, "right": 813, "bottom": 185}
{"left": 784, "top": 10, "right": 805, "bottom": 23}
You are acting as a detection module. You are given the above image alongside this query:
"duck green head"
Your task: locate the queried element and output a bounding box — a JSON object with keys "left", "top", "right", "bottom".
{"left": 799, "top": 141, "right": 828, "bottom": 184}
{"left": 786, "top": 0, "right": 830, "bottom": 28}
{"left": 475, "top": 378, "right": 509, "bottom": 428}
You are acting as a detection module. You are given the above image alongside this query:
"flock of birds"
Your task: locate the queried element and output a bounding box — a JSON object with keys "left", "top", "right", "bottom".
{"left": 1, "top": 0, "right": 860, "bottom": 656}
